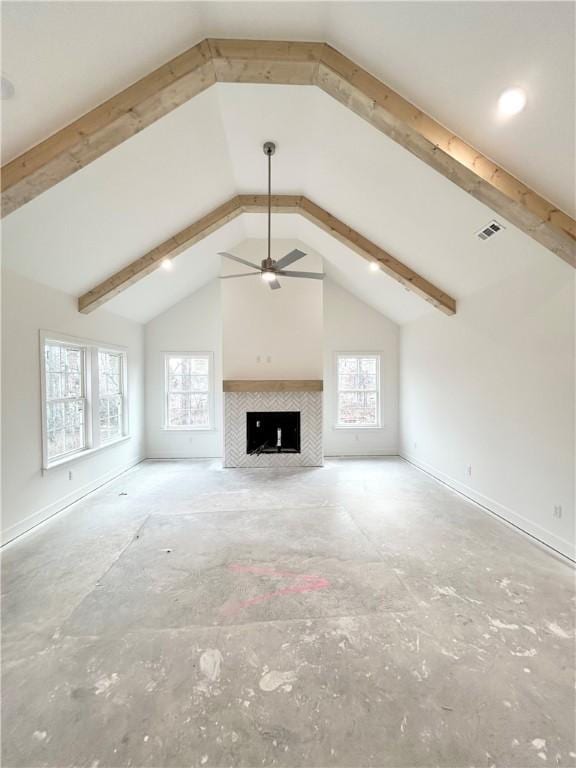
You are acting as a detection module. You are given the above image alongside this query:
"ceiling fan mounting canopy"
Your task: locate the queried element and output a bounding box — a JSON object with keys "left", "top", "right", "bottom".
{"left": 218, "top": 140, "right": 324, "bottom": 290}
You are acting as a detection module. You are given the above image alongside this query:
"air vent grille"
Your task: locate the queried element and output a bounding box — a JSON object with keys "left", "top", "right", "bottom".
{"left": 476, "top": 220, "right": 504, "bottom": 241}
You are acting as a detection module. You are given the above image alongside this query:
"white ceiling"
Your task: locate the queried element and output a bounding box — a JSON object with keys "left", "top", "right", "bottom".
{"left": 3, "top": 1, "right": 574, "bottom": 214}
{"left": 2, "top": 88, "right": 236, "bottom": 294}
{"left": 106, "top": 219, "right": 242, "bottom": 324}
{"left": 1, "top": 2, "right": 573, "bottom": 326}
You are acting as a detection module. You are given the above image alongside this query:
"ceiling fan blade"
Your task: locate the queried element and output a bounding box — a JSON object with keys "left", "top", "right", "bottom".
{"left": 219, "top": 272, "right": 262, "bottom": 279}
{"left": 268, "top": 277, "right": 282, "bottom": 290}
{"left": 275, "top": 248, "right": 306, "bottom": 270}
{"left": 277, "top": 270, "right": 325, "bottom": 280}
{"left": 218, "top": 252, "right": 260, "bottom": 270}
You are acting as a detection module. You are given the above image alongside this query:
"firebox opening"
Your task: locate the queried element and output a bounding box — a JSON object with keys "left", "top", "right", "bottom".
{"left": 247, "top": 411, "right": 301, "bottom": 455}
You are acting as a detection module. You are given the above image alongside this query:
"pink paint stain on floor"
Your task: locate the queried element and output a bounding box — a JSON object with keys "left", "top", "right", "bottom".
{"left": 222, "top": 563, "right": 331, "bottom": 615}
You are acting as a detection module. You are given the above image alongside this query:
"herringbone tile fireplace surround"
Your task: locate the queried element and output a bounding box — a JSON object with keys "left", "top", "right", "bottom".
{"left": 223, "top": 388, "right": 323, "bottom": 468}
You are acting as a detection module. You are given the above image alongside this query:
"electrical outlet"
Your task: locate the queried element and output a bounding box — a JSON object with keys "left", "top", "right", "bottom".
{"left": 413, "top": 441, "right": 417, "bottom": 450}
{"left": 466, "top": 465, "right": 472, "bottom": 478}
{"left": 553, "top": 505, "right": 563, "bottom": 519}
{"left": 68, "top": 470, "right": 73, "bottom": 481}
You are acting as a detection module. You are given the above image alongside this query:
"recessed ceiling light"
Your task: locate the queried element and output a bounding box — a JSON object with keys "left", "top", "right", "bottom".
{"left": 1, "top": 75, "right": 15, "bottom": 101}
{"left": 369, "top": 262, "right": 380, "bottom": 272}
{"left": 498, "top": 87, "right": 527, "bottom": 117}
{"left": 161, "top": 258, "right": 173, "bottom": 271}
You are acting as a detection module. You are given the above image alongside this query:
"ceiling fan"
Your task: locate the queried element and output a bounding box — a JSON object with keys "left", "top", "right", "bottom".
{"left": 218, "top": 142, "right": 324, "bottom": 290}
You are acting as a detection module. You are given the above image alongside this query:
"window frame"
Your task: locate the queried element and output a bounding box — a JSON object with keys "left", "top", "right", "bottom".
{"left": 40, "top": 331, "right": 130, "bottom": 470}
{"left": 334, "top": 352, "right": 382, "bottom": 430}
{"left": 97, "top": 346, "right": 129, "bottom": 446}
{"left": 162, "top": 351, "right": 214, "bottom": 432}
{"left": 42, "top": 339, "right": 90, "bottom": 464}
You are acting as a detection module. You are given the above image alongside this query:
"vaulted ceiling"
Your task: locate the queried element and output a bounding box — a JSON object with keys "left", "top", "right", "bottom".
{"left": 2, "top": 2, "right": 574, "bottom": 325}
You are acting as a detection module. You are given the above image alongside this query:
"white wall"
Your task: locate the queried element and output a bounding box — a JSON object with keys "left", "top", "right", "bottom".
{"left": 1, "top": 270, "right": 145, "bottom": 544}
{"left": 323, "top": 279, "right": 399, "bottom": 456}
{"left": 400, "top": 253, "right": 575, "bottom": 559}
{"left": 222, "top": 240, "right": 323, "bottom": 380}
{"left": 144, "top": 266, "right": 399, "bottom": 460}
{"left": 145, "top": 280, "right": 223, "bottom": 459}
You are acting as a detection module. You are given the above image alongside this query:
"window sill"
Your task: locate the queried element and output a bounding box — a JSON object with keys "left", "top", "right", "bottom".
{"left": 161, "top": 426, "right": 215, "bottom": 432}
{"left": 43, "top": 435, "right": 131, "bottom": 472}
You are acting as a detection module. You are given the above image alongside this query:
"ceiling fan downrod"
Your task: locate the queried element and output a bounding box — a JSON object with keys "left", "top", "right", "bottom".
{"left": 263, "top": 141, "right": 276, "bottom": 270}
{"left": 217, "top": 140, "right": 323, "bottom": 289}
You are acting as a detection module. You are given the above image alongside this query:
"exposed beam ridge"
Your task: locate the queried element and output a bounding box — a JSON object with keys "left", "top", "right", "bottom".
{"left": 207, "top": 39, "right": 322, "bottom": 84}
{"left": 77, "top": 194, "right": 457, "bottom": 317}
{"left": 238, "top": 194, "right": 304, "bottom": 214}
{"left": 2, "top": 39, "right": 574, "bottom": 268}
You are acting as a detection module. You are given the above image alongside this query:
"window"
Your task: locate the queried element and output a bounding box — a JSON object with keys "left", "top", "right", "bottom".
{"left": 165, "top": 353, "right": 212, "bottom": 430}
{"left": 336, "top": 354, "right": 380, "bottom": 428}
{"left": 44, "top": 341, "right": 87, "bottom": 461}
{"left": 98, "top": 350, "right": 124, "bottom": 444}
{"left": 41, "top": 333, "right": 129, "bottom": 468}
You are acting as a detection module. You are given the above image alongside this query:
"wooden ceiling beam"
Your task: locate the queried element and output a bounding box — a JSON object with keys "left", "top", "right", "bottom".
{"left": 297, "top": 197, "right": 456, "bottom": 314}
{"left": 78, "top": 196, "right": 243, "bottom": 313}
{"left": 77, "top": 194, "right": 456, "bottom": 316}
{"left": 2, "top": 41, "right": 216, "bottom": 217}
{"left": 238, "top": 195, "right": 455, "bottom": 313}
{"left": 315, "top": 45, "right": 575, "bottom": 267}
{"left": 238, "top": 194, "right": 304, "bottom": 214}
{"left": 3, "top": 39, "right": 574, "bottom": 267}
{"left": 208, "top": 39, "right": 322, "bottom": 85}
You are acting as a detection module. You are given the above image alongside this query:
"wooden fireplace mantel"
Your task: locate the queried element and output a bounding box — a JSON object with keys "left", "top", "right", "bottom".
{"left": 223, "top": 380, "right": 323, "bottom": 393}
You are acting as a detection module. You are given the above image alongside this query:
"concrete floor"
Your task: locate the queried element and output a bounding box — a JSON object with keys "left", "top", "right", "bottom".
{"left": 2, "top": 458, "right": 575, "bottom": 768}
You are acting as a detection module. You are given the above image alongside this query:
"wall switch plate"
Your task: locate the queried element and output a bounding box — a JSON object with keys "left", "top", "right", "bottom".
{"left": 466, "top": 465, "right": 472, "bottom": 477}
{"left": 553, "top": 505, "right": 563, "bottom": 519}
{"left": 68, "top": 471, "right": 73, "bottom": 481}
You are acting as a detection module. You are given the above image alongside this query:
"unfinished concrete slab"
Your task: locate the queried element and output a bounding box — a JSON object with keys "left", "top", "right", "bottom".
{"left": 2, "top": 458, "right": 575, "bottom": 767}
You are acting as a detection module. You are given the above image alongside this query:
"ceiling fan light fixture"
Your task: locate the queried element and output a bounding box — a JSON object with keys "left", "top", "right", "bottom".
{"left": 261, "top": 270, "right": 276, "bottom": 282}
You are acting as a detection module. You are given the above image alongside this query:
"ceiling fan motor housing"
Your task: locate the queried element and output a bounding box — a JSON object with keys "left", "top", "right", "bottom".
{"left": 263, "top": 141, "right": 276, "bottom": 156}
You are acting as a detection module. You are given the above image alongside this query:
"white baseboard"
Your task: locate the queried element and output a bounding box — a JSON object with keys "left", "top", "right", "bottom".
{"left": 147, "top": 453, "right": 397, "bottom": 460}
{"left": 1, "top": 456, "right": 144, "bottom": 546}
{"left": 401, "top": 452, "right": 575, "bottom": 563}
{"left": 145, "top": 453, "right": 223, "bottom": 460}
{"left": 324, "top": 452, "right": 398, "bottom": 458}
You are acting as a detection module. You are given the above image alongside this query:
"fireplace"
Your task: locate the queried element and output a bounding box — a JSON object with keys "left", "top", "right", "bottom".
{"left": 247, "top": 411, "right": 301, "bottom": 455}
{"left": 223, "top": 381, "right": 323, "bottom": 467}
